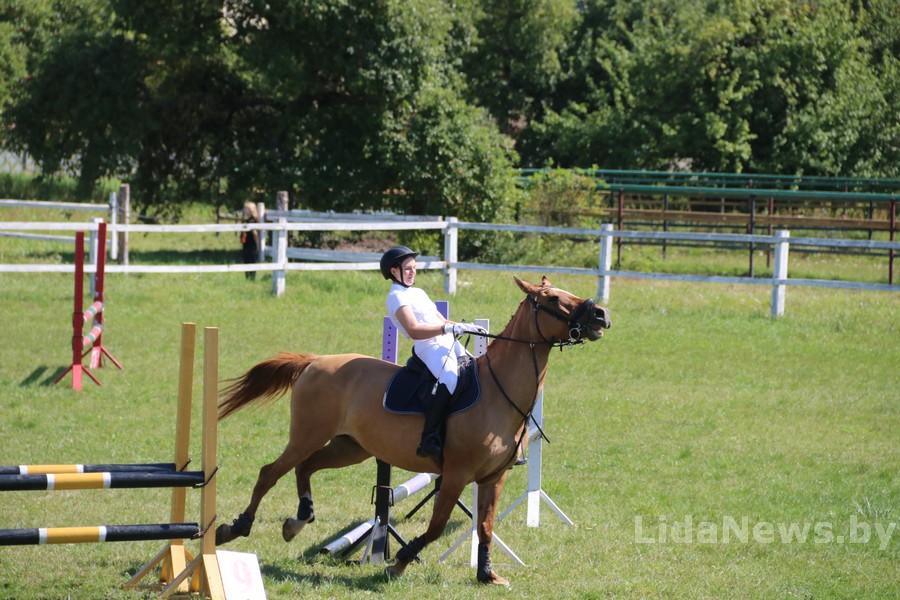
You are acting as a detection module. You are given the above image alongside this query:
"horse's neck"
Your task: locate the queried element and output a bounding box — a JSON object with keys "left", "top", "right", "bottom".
{"left": 481, "top": 304, "right": 552, "bottom": 414}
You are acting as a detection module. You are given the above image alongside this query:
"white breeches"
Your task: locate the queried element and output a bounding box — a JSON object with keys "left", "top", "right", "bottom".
{"left": 413, "top": 334, "right": 468, "bottom": 394}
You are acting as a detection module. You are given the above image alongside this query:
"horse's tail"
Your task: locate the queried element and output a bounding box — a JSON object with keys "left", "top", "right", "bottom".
{"left": 218, "top": 352, "right": 319, "bottom": 419}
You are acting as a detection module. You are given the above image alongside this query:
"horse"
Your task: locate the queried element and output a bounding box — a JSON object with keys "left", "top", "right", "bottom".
{"left": 214, "top": 275, "right": 611, "bottom": 586}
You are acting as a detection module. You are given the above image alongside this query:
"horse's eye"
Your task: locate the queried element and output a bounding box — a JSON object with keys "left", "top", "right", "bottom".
{"left": 548, "top": 296, "right": 559, "bottom": 304}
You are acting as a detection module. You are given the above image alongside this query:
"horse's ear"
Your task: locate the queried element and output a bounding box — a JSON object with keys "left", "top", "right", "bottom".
{"left": 541, "top": 276, "right": 552, "bottom": 287}
{"left": 513, "top": 275, "right": 539, "bottom": 295}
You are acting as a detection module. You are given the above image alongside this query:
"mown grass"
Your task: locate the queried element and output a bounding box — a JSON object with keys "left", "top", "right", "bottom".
{"left": 0, "top": 218, "right": 898, "bottom": 599}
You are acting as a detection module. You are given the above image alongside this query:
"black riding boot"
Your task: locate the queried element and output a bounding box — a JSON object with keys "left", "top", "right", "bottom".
{"left": 416, "top": 383, "right": 453, "bottom": 460}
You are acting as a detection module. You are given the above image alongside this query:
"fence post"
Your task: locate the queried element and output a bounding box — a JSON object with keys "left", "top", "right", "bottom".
{"left": 444, "top": 217, "right": 458, "bottom": 295}
{"left": 109, "top": 192, "right": 118, "bottom": 261}
{"left": 598, "top": 223, "right": 613, "bottom": 302}
{"left": 771, "top": 229, "right": 790, "bottom": 318}
{"left": 271, "top": 191, "right": 289, "bottom": 297}
{"left": 117, "top": 184, "right": 129, "bottom": 266}
{"left": 89, "top": 218, "right": 102, "bottom": 296}
{"left": 256, "top": 201, "right": 266, "bottom": 263}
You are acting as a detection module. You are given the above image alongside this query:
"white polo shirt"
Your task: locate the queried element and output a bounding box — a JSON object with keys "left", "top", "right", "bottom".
{"left": 386, "top": 283, "right": 444, "bottom": 338}
{"left": 386, "top": 283, "right": 465, "bottom": 392}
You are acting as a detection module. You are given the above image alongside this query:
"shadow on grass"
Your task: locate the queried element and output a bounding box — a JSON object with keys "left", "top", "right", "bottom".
{"left": 260, "top": 561, "right": 393, "bottom": 593}
{"left": 20, "top": 365, "right": 67, "bottom": 386}
{"left": 247, "top": 516, "right": 472, "bottom": 592}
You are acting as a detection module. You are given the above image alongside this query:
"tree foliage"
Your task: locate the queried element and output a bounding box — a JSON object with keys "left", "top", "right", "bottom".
{"left": 0, "top": 0, "right": 897, "bottom": 218}
{"left": 524, "top": 0, "right": 899, "bottom": 178}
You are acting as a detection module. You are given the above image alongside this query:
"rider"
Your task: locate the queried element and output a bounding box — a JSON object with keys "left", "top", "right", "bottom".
{"left": 381, "top": 246, "right": 485, "bottom": 460}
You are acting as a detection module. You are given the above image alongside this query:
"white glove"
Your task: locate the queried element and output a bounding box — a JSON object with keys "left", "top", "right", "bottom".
{"left": 443, "top": 322, "right": 487, "bottom": 337}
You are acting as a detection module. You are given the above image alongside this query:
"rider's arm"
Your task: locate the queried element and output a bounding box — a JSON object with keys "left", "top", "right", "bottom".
{"left": 394, "top": 305, "right": 451, "bottom": 340}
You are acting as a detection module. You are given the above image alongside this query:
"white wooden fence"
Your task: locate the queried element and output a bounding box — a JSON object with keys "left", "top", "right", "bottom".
{"left": 1, "top": 217, "right": 897, "bottom": 317}
{"left": 0, "top": 186, "right": 130, "bottom": 261}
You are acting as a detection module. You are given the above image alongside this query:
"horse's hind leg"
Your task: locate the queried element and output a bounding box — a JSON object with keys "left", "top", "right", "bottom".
{"left": 283, "top": 435, "right": 372, "bottom": 542}
{"left": 216, "top": 434, "right": 330, "bottom": 545}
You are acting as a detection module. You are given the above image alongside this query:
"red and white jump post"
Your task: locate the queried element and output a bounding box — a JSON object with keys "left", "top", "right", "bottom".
{"left": 54, "top": 221, "right": 123, "bottom": 391}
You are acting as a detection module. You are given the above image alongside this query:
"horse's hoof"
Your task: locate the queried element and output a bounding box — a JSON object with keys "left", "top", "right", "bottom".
{"left": 215, "top": 524, "right": 234, "bottom": 546}
{"left": 282, "top": 516, "right": 313, "bottom": 542}
{"left": 384, "top": 562, "right": 407, "bottom": 578}
{"left": 478, "top": 571, "right": 510, "bottom": 588}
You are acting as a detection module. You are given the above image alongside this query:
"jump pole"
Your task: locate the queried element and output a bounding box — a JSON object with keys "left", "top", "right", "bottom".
{"left": 0, "top": 470, "right": 205, "bottom": 491}
{"left": 0, "top": 463, "right": 178, "bottom": 475}
{"left": 0, "top": 523, "right": 200, "bottom": 546}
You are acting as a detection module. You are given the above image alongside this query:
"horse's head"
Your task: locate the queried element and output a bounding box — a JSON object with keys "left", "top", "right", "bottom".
{"left": 514, "top": 275, "right": 611, "bottom": 343}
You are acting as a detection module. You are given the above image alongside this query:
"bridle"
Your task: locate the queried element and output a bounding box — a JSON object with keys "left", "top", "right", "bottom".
{"left": 526, "top": 294, "right": 598, "bottom": 347}
{"left": 476, "top": 294, "right": 598, "bottom": 350}
{"left": 466, "top": 292, "right": 601, "bottom": 479}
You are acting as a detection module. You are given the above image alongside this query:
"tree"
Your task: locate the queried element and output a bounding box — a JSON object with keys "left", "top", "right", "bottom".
{"left": 460, "top": 0, "right": 578, "bottom": 140}
{"left": 524, "top": 0, "right": 899, "bottom": 177}
{"left": 1, "top": 0, "right": 518, "bottom": 222}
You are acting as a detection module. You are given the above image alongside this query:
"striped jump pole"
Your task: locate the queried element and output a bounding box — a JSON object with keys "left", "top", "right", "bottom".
{"left": 0, "top": 470, "right": 206, "bottom": 492}
{"left": 0, "top": 463, "right": 177, "bottom": 475}
{"left": 0, "top": 523, "right": 200, "bottom": 546}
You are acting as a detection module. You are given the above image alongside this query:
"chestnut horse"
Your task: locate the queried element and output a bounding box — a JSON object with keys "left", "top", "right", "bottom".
{"left": 214, "top": 276, "right": 610, "bottom": 585}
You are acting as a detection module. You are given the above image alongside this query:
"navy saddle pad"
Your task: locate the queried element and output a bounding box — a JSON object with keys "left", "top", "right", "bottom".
{"left": 383, "top": 353, "right": 480, "bottom": 416}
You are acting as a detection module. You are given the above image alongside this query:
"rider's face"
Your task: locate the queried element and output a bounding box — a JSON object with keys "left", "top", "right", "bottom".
{"left": 393, "top": 257, "right": 416, "bottom": 286}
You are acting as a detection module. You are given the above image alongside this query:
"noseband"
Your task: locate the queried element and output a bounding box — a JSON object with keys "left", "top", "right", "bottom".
{"left": 526, "top": 294, "right": 597, "bottom": 346}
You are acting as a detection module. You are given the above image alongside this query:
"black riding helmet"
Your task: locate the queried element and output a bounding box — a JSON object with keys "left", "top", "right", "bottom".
{"left": 380, "top": 245, "right": 418, "bottom": 285}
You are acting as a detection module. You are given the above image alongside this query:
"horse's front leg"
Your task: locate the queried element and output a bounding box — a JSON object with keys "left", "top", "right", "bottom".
{"left": 475, "top": 472, "right": 510, "bottom": 586}
{"left": 385, "top": 475, "right": 468, "bottom": 578}
{"left": 283, "top": 435, "right": 372, "bottom": 542}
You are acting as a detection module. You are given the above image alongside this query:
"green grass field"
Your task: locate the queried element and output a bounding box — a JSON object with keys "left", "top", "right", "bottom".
{"left": 0, "top": 225, "right": 898, "bottom": 598}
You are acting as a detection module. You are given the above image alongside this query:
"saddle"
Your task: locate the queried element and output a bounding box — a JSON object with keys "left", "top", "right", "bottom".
{"left": 383, "top": 350, "right": 481, "bottom": 416}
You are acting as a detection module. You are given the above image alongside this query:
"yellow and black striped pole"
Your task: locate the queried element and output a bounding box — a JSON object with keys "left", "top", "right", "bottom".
{"left": 0, "top": 523, "right": 200, "bottom": 546}
{"left": 0, "top": 471, "right": 205, "bottom": 491}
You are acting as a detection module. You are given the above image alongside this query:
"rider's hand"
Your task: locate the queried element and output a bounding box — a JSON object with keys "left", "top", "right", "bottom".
{"left": 443, "top": 322, "right": 487, "bottom": 337}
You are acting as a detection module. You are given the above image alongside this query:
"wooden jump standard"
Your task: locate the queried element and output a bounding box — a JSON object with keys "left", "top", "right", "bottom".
{"left": 0, "top": 323, "right": 225, "bottom": 599}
